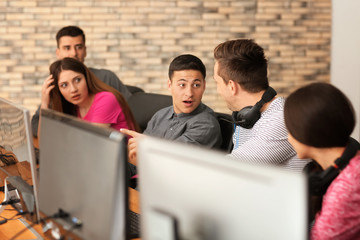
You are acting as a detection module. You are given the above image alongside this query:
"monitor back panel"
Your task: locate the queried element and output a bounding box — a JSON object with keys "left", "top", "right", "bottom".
{"left": 0, "top": 98, "right": 40, "bottom": 222}
{"left": 39, "top": 109, "right": 127, "bottom": 240}
{"left": 138, "top": 137, "right": 308, "bottom": 240}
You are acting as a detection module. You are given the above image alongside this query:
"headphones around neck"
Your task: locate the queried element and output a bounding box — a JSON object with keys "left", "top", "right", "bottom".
{"left": 232, "top": 86, "right": 277, "bottom": 129}
{"left": 308, "top": 137, "right": 360, "bottom": 196}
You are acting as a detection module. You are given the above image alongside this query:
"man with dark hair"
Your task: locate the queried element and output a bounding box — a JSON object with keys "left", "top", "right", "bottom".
{"left": 121, "top": 54, "right": 222, "bottom": 163}
{"left": 31, "top": 26, "right": 131, "bottom": 136}
{"left": 213, "top": 39, "right": 308, "bottom": 172}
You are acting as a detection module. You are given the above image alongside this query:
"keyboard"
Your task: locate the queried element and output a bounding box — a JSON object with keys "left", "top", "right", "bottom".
{"left": 129, "top": 209, "right": 140, "bottom": 238}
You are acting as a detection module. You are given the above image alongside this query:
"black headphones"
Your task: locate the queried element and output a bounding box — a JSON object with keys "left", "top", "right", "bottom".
{"left": 232, "top": 86, "right": 277, "bottom": 129}
{"left": 308, "top": 137, "right": 360, "bottom": 196}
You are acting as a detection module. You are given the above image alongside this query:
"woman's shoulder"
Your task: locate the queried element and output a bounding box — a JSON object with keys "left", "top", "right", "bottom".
{"left": 346, "top": 152, "right": 360, "bottom": 175}
{"left": 92, "top": 92, "right": 120, "bottom": 110}
{"left": 334, "top": 152, "right": 360, "bottom": 188}
{"left": 94, "top": 91, "right": 117, "bottom": 101}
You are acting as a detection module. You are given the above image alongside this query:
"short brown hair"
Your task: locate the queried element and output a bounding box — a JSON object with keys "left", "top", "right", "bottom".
{"left": 214, "top": 39, "right": 269, "bottom": 93}
{"left": 56, "top": 26, "right": 85, "bottom": 47}
{"left": 168, "top": 54, "right": 206, "bottom": 80}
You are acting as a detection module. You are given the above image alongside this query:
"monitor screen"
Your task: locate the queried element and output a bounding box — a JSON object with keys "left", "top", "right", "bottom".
{"left": 0, "top": 97, "right": 40, "bottom": 223}
{"left": 38, "top": 109, "right": 128, "bottom": 239}
{"left": 138, "top": 137, "right": 308, "bottom": 240}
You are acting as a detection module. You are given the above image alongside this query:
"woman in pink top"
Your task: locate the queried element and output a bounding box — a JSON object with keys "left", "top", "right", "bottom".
{"left": 40, "top": 57, "right": 139, "bottom": 132}
{"left": 284, "top": 82, "right": 360, "bottom": 240}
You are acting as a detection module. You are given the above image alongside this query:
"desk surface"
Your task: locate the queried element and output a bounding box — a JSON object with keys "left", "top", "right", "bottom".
{"left": 0, "top": 188, "right": 140, "bottom": 239}
{"left": 0, "top": 190, "right": 45, "bottom": 239}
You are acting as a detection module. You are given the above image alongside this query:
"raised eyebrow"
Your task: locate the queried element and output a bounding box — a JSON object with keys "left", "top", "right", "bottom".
{"left": 175, "top": 79, "right": 188, "bottom": 84}
{"left": 177, "top": 79, "right": 188, "bottom": 82}
{"left": 73, "top": 74, "right": 82, "bottom": 80}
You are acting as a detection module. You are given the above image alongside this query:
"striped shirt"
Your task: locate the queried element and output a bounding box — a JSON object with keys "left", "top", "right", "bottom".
{"left": 229, "top": 97, "right": 309, "bottom": 172}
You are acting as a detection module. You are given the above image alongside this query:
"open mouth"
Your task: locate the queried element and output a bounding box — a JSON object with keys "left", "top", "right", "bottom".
{"left": 72, "top": 94, "right": 80, "bottom": 100}
{"left": 183, "top": 100, "right": 193, "bottom": 106}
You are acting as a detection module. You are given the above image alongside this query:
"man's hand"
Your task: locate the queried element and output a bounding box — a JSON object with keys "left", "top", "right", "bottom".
{"left": 120, "top": 128, "right": 144, "bottom": 165}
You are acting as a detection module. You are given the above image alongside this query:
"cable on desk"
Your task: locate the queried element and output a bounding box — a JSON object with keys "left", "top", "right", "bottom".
{"left": 0, "top": 214, "right": 22, "bottom": 225}
{"left": 0, "top": 207, "right": 28, "bottom": 226}
{"left": 1, "top": 198, "right": 20, "bottom": 205}
{"left": 0, "top": 211, "right": 25, "bottom": 221}
{"left": 9, "top": 208, "right": 71, "bottom": 240}
{"left": 0, "top": 150, "right": 17, "bottom": 165}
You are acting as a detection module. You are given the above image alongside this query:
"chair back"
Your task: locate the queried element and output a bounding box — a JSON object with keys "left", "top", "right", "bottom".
{"left": 126, "top": 85, "right": 145, "bottom": 94}
{"left": 215, "top": 112, "right": 234, "bottom": 153}
{"left": 127, "top": 92, "right": 173, "bottom": 132}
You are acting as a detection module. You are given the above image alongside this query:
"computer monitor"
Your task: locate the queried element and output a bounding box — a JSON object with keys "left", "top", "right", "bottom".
{"left": 38, "top": 109, "right": 129, "bottom": 239}
{"left": 0, "top": 97, "right": 40, "bottom": 223}
{"left": 137, "top": 137, "right": 308, "bottom": 240}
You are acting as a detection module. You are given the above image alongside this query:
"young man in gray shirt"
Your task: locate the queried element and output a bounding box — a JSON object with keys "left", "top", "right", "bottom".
{"left": 121, "top": 54, "right": 222, "bottom": 164}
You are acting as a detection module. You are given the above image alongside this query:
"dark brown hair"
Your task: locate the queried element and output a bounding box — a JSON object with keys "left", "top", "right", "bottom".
{"left": 49, "top": 57, "right": 139, "bottom": 131}
{"left": 214, "top": 39, "right": 269, "bottom": 93}
{"left": 56, "top": 26, "right": 85, "bottom": 47}
{"left": 284, "top": 82, "right": 355, "bottom": 147}
{"left": 168, "top": 54, "right": 206, "bottom": 80}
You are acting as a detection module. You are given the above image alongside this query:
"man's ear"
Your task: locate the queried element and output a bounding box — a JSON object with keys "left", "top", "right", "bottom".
{"left": 55, "top": 48, "right": 60, "bottom": 59}
{"left": 167, "top": 79, "right": 172, "bottom": 90}
{"left": 227, "top": 79, "right": 238, "bottom": 96}
{"left": 84, "top": 46, "right": 87, "bottom": 58}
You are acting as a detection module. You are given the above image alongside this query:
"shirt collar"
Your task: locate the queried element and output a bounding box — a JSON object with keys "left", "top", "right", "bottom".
{"left": 168, "top": 103, "right": 205, "bottom": 120}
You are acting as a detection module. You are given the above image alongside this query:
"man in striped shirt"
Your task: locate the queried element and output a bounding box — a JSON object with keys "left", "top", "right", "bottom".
{"left": 213, "top": 39, "right": 309, "bottom": 172}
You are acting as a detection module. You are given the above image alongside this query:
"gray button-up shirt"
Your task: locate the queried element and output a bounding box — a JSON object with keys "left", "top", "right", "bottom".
{"left": 144, "top": 103, "right": 222, "bottom": 149}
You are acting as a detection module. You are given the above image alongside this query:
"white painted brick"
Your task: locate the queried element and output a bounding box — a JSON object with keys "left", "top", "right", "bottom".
{"left": 0, "top": 0, "right": 331, "bottom": 115}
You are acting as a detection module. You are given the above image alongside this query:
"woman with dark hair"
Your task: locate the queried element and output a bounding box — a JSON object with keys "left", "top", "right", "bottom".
{"left": 40, "top": 57, "right": 139, "bottom": 135}
{"left": 284, "top": 82, "right": 360, "bottom": 239}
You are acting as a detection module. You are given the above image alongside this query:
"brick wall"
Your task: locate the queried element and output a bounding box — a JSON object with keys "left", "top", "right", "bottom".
{"left": 0, "top": 0, "right": 331, "bottom": 115}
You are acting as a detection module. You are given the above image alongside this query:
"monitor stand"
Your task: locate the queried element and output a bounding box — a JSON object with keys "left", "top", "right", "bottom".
{"left": 0, "top": 177, "right": 43, "bottom": 240}
{"left": 0, "top": 178, "right": 20, "bottom": 215}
